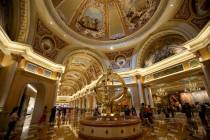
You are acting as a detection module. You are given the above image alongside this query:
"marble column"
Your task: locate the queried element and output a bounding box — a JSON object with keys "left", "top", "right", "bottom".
{"left": 92, "top": 94, "right": 97, "bottom": 109}
{"left": 129, "top": 86, "right": 140, "bottom": 113}
{"left": 201, "top": 62, "right": 210, "bottom": 97}
{"left": 143, "top": 87, "right": 149, "bottom": 106}
{"left": 136, "top": 75, "right": 144, "bottom": 104}
{"left": 0, "top": 55, "right": 21, "bottom": 111}
{"left": 148, "top": 88, "right": 154, "bottom": 108}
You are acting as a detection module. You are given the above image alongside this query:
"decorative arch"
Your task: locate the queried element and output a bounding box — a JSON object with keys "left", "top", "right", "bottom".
{"left": 59, "top": 49, "right": 106, "bottom": 96}
{"left": 137, "top": 30, "right": 191, "bottom": 68}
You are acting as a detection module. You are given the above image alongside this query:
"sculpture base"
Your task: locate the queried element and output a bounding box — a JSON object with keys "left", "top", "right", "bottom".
{"left": 79, "top": 117, "right": 141, "bottom": 140}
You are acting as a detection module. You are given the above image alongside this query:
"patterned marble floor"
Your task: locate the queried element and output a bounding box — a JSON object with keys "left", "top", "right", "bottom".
{"left": 1, "top": 113, "right": 209, "bottom": 140}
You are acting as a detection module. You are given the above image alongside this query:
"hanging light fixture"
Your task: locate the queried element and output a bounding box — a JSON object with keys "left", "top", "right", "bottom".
{"left": 156, "top": 88, "right": 168, "bottom": 97}
{"left": 184, "top": 81, "right": 200, "bottom": 92}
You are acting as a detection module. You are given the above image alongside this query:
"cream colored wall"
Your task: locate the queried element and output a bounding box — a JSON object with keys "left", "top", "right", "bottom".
{"left": 0, "top": 56, "right": 17, "bottom": 110}
{"left": 0, "top": 50, "right": 4, "bottom": 64}
{"left": 0, "top": 68, "right": 57, "bottom": 130}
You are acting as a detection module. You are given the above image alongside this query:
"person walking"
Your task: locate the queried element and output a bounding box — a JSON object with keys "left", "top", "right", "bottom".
{"left": 4, "top": 106, "right": 19, "bottom": 140}
{"left": 49, "top": 106, "right": 56, "bottom": 126}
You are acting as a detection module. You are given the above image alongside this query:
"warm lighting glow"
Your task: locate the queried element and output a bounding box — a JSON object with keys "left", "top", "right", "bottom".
{"left": 27, "top": 84, "right": 37, "bottom": 93}
{"left": 0, "top": 27, "right": 65, "bottom": 73}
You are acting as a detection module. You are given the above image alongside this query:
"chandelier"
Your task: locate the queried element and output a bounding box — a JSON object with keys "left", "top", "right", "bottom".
{"left": 156, "top": 88, "right": 168, "bottom": 97}
{"left": 184, "top": 81, "right": 200, "bottom": 92}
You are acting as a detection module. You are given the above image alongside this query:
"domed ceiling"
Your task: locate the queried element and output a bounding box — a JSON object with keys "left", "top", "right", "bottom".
{"left": 52, "top": 0, "right": 160, "bottom": 41}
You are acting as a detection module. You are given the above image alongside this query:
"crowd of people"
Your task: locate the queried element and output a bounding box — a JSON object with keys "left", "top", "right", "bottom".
{"left": 3, "top": 105, "right": 72, "bottom": 139}
{"left": 4, "top": 102, "right": 210, "bottom": 139}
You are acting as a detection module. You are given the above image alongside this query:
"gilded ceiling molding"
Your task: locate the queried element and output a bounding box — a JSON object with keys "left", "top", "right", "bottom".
{"left": 191, "top": 16, "right": 210, "bottom": 30}
{"left": 173, "top": 0, "right": 210, "bottom": 31}
{"left": 0, "top": 26, "right": 65, "bottom": 73}
{"left": 105, "top": 48, "right": 134, "bottom": 70}
{"left": 186, "top": 21, "right": 210, "bottom": 52}
{"left": 33, "top": 19, "right": 68, "bottom": 61}
{"left": 16, "top": 0, "right": 30, "bottom": 42}
{"left": 189, "top": 0, "right": 210, "bottom": 30}
{"left": 62, "top": 79, "right": 81, "bottom": 90}
{"left": 60, "top": 49, "right": 105, "bottom": 96}
{"left": 51, "top": 0, "right": 64, "bottom": 8}
{"left": 137, "top": 30, "right": 191, "bottom": 68}
{"left": 63, "top": 76, "right": 86, "bottom": 88}
{"left": 174, "top": 0, "right": 191, "bottom": 20}
{"left": 66, "top": 0, "right": 161, "bottom": 40}
{"left": 64, "top": 69, "right": 88, "bottom": 84}
{"left": 63, "top": 49, "right": 107, "bottom": 71}
{"left": 38, "top": 0, "right": 171, "bottom": 50}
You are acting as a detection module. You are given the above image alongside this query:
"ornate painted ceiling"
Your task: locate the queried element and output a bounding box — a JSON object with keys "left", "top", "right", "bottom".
{"left": 58, "top": 50, "right": 104, "bottom": 96}
{"left": 140, "top": 34, "right": 187, "bottom": 68}
{"left": 52, "top": 0, "right": 160, "bottom": 41}
{"left": 29, "top": 0, "right": 210, "bottom": 98}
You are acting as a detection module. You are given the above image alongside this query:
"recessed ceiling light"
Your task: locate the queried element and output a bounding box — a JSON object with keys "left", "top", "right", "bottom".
{"left": 110, "top": 47, "right": 113, "bottom": 50}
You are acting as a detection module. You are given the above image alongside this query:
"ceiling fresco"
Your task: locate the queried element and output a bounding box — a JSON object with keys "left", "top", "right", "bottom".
{"left": 174, "top": 0, "right": 210, "bottom": 30}
{"left": 52, "top": 0, "right": 160, "bottom": 41}
{"left": 33, "top": 19, "right": 68, "bottom": 61}
{"left": 141, "top": 34, "right": 187, "bottom": 68}
{"left": 105, "top": 48, "right": 134, "bottom": 71}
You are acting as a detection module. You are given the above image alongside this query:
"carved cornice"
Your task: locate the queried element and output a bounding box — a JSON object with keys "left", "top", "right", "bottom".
{"left": 0, "top": 26, "right": 65, "bottom": 73}
{"left": 11, "top": 54, "right": 24, "bottom": 63}
{"left": 16, "top": 0, "right": 30, "bottom": 42}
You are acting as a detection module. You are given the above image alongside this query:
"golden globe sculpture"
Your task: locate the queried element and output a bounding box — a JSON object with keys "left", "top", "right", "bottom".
{"left": 94, "top": 68, "right": 127, "bottom": 116}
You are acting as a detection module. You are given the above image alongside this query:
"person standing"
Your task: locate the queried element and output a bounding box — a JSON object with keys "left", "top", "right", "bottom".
{"left": 139, "top": 103, "right": 145, "bottom": 122}
{"left": 62, "top": 107, "right": 66, "bottom": 124}
{"left": 57, "top": 110, "right": 61, "bottom": 128}
{"left": 131, "top": 106, "right": 136, "bottom": 116}
{"left": 199, "top": 103, "right": 208, "bottom": 129}
{"left": 169, "top": 104, "right": 175, "bottom": 118}
{"left": 49, "top": 106, "right": 56, "bottom": 126}
{"left": 39, "top": 106, "right": 47, "bottom": 124}
{"left": 147, "top": 105, "right": 153, "bottom": 124}
{"left": 124, "top": 105, "right": 130, "bottom": 119}
{"left": 4, "top": 106, "right": 19, "bottom": 140}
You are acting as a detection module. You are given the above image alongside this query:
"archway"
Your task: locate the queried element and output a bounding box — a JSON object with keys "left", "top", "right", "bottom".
{"left": 17, "top": 82, "right": 46, "bottom": 136}
{"left": 137, "top": 32, "right": 188, "bottom": 68}
{"left": 59, "top": 49, "right": 106, "bottom": 96}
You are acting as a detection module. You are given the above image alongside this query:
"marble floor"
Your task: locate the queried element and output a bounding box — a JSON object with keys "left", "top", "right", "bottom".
{"left": 1, "top": 113, "right": 209, "bottom": 140}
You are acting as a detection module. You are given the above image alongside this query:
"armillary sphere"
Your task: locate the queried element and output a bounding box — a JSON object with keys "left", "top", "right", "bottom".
{"left": 94, "top": 69, "right": 127, "bottom": 107}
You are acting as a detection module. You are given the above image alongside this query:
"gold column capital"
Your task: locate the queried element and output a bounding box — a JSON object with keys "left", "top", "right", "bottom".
{"left": 194, "top": 51, "right": 202, "bottom": 59}
{"left": 11, "top": 54, "right": 24, "bottom": 63}
{"left": 135, "top": 75, "right": 141, "bottom": 79}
